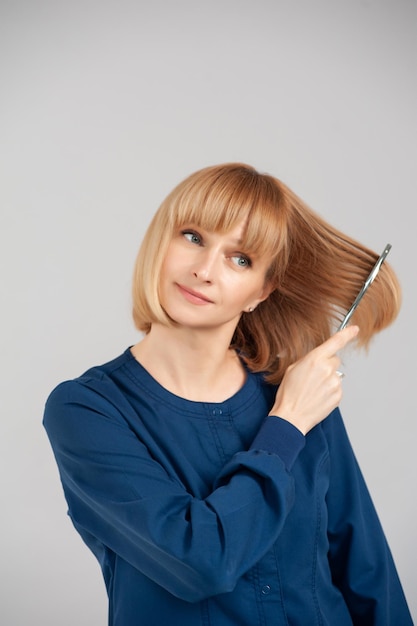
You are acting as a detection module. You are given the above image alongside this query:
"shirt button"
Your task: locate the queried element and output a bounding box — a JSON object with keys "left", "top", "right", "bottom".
{"left": 261, "top": 585, "right": 271, "bottom": 596}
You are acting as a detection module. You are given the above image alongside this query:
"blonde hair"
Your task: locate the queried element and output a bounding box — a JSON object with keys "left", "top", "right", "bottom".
{"left": 132, "top": 163, "right": 401, "bottom": 383}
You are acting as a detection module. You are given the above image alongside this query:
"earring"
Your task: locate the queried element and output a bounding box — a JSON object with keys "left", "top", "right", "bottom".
{"left": 248, "top": 307, "right": 254, "bottom": 312}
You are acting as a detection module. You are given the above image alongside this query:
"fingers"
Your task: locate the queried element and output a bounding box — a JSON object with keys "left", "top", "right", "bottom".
{"left": 318, "top": 325, "right": 359, "bottom": 358}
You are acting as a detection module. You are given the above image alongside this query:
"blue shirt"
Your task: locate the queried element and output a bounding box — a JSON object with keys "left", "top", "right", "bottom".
{"left": 43, "top": 348, "right": 413, "bottom": 625}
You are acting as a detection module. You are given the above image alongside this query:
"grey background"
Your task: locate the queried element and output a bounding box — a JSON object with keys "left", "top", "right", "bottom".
{"left": 1, "top": 1, "right": 416, "bottom": 623}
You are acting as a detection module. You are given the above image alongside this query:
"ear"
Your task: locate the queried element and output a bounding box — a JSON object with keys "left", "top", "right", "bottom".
{"left": 258, "top": 280, "right": 274, "bottom": 303}
{"left": 248, "top": 281, "right": 274, "bottom": 312}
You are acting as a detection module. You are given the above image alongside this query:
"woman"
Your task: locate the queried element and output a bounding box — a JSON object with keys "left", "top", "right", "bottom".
{"left": 43, "top": 163, "right": 413, "bottom": 625}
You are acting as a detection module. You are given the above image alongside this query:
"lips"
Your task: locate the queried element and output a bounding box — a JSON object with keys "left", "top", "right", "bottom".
{"left": 176, "top": 283, "right": 214, "bottom": 304}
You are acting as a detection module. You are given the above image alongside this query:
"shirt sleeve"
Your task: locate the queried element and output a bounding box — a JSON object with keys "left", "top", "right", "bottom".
{"left": 323, "top": 409, "right": 413, "bottom": 625}
{"left": 43, "top": 376, "right": 305, "bottom": 603}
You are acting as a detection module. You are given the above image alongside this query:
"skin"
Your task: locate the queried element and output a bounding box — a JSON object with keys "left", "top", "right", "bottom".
{"left": 132, "top": 221, "right": 359, "bottom": 433}
{"left": 158, "top": 222, "right": 272, "bottom": 333}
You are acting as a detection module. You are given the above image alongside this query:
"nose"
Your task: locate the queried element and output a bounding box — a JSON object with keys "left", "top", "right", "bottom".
{"left": 192, "top": 249, "right": 218, "bottom": 282}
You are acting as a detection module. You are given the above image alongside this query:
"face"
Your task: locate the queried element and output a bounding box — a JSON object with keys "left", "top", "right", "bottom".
{"left": 158, "top": 221, "right": 271, "bottom": 332}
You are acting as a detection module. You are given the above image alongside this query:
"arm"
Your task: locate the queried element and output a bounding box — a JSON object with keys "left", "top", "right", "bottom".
{"left": 323, "top": 409, "right": 413, "bottom": 625}
{"left": 43, "top": 376, "right": 305, "bottom": 603}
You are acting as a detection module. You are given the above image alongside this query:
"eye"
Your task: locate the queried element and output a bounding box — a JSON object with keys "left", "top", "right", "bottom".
{"left": 182, "top": 230, "right": 202, "bottom": 245}
{"left": 231, "top": 254, "right": 252, "bottom": 268}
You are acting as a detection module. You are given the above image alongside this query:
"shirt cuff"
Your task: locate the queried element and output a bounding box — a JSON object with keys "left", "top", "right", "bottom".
{"left": 250, "top": 416, "right": 306, "bottom": 470}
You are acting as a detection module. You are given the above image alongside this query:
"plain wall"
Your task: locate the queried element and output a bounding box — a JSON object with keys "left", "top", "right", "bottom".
{"left": 1, "top": 0, "right": 416, "bottom": 623}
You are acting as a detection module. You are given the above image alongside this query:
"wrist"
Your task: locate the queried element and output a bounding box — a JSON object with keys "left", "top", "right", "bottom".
{"left": 268, "top": 412, "right": 306, "bottom": 436}
{"left": 251, "top": 416, "right": 306, "bottom": 469}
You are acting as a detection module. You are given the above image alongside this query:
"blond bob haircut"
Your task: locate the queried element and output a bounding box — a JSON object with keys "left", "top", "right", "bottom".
{"left": 132, "top": 163, "right": 401, "bottom": 384}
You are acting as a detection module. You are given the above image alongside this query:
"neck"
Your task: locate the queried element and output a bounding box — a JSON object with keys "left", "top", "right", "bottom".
{"left": 131, "top": 323, "right": 245, "bottom": 402}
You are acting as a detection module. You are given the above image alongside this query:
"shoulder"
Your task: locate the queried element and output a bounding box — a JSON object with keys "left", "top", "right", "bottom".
{"left": 321, "top": 407, "right": 350, "bottom": 442}
{"left": 43, "top": 349, "right": 133, "bottom": 426}
{"left": 319, "top": 407, "right": 360, "bottom": 471}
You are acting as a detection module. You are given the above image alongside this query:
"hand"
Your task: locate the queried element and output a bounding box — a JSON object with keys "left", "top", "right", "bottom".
{"left": 269, "top": 325, "right": 359, "bottom": 435}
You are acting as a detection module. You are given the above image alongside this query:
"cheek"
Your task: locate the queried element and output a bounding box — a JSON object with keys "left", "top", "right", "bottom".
{"left": 224, "top": 279, "right": 260, "bottom": 307}
{"left": 163, "top": 242, "right": 189, "bottom": 273}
